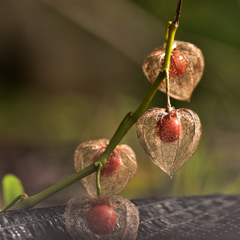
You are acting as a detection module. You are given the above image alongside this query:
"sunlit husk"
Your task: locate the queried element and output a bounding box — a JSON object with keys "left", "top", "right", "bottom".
{"left": 136, "top": 108, "right": 201, "bottom": 177}
{"left": 74, "top": 139, "right": 137, "bottom": 196}
{"left": 65, "top": 195, "right": 139, "bottom": 240}
{"left": 142, "top": 40, "right": 204, "bottom": 101}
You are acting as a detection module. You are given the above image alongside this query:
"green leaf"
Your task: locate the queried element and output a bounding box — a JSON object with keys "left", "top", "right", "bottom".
{"left": 2, "top": 174, "right": 25, "bottom": 206}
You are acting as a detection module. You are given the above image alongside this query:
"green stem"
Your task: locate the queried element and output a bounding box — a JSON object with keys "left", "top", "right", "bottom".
{"left": 113, "top": 112, "right": 133, "bottom": 137}
{"left": 96, "top": 162, "right": 103, "bottom": 196}
{"left": 165, "top": 68, "right": 172, "bottom": 112}
{"left": 165, "top": 21, "right": 172, "bottom": 43}
{"left": 4, "top": 10, "right": 180, "bottom": 211}
{"left": 2, "top": 194, "right": 28, "bottom": 211}
{"left": 6, "top": 163, "right": 97, "bottom": 211}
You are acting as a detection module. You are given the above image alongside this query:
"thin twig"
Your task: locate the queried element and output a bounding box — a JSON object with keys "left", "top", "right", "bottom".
{"left": 95, "top": 162, "right": 103, "bottom": 196}
{"left": 172, "top": 0, "right": 182, "bottom": 27}
{"left": 165, "top": 69, "right": 172, "bottom": 112}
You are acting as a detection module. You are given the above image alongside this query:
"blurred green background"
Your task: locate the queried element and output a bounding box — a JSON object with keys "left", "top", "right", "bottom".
{"left": 0, "top": 0, "right": 240, "bottom": 208}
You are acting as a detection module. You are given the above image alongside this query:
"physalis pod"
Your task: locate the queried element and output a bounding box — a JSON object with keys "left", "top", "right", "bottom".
{"left": 65, "top": 194, "right": 139, "bottom": 240}
{"left": 136, "top": 108, "right": 201, "bottom": 178}
{"left": 74, "top": 139, "right": 137, "bottom": 196}
{"left": 142, "top": 40, "right": 204, "bottom": 101}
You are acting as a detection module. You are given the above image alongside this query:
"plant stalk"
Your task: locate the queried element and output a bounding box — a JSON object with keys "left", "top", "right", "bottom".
{"left": 5, "top": 4, "right": 181, "bottom": 211}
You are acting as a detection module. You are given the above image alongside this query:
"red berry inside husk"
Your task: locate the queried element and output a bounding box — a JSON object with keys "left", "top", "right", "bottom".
{"left": 86, "top": 205, "right": 117, "bottom": 235}
{"left": 156, "top": 112, "right": 183, "bottom": 143}
{"left": 161, "top": 51, "right": 187, "bottom": 78}
{"left": 93, "top": 148, "right": 121, "bottom": 177}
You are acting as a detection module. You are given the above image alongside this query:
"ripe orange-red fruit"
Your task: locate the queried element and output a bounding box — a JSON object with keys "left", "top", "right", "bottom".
{"left": 156, "top": 112, "right": 183, "bottom": 143}
{"left": 169, "top": 52, "right": 187, "bottom": 77}
{"left": 93, "top": 148, "right": 121, "bottom": 177}
{"left": 86, "top": 205, "right": 117, "bottom": 235}
{"left": 161, "top": 51, "right": 187, "bottom": 78}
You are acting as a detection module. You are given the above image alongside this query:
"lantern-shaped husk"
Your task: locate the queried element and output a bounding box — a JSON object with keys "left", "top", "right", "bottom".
{"left": 142, "top": 41, "right": 204, "bottom": 101}
{"left": 74, "top": 139, "right": 137, "bottom": 196}
{"left": 136, "top": 108, "right": 201, "bottom": 177}
{"left": 65, "top": 195, "right": 139, "bottom": 240}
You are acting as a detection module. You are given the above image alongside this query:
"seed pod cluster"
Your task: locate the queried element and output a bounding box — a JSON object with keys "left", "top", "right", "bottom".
{"left": 65, "top": 195, "right": 139, "bottom": 240}
{"left": 136, "top": 108, "right": 201, "bottom": 178}
{"left": 74, "top": 139, "right": 137, "bottom": 196}
{"left": 142, "top": 40, "right": 204, "bottom": 101}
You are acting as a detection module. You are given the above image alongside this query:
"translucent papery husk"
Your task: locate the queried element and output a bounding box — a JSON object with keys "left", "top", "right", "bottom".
{"left": 142, "top": 40, "right": 204, "bottom": 101}
{"left": 65, "top": 195, "right": 139, "bottom": 240}
{"left": 136, "top": 108, "right": 201, "bottom": 178}
{"left": 74, "top": 139, "right": 137, "bottom": 196}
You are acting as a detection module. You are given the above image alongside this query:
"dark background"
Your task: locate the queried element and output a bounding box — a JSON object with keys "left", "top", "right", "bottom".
{"left": 0, "top": 0, "right": 240, "bottom": 208}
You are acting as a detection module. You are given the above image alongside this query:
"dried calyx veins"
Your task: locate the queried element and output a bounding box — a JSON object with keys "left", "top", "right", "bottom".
{"left": 142, "top": 40, "right": 204, "bottom": 101}
{"left": 64, "top": 2, "right": 203, "bottom": 239}
{"left": 67, "top": 141, "right": 139, "bottom": 239}
{"left": 139, "top": 34, "right": 204, "bottom": 177}
{"left": 74, "top": 139, "right": 137, "bottom": 196}
{"left": 136, "top": 107, "right": 202, "bottom": 178}
{"left": 65, "top": 195, "right": 139, "bottom": 239}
